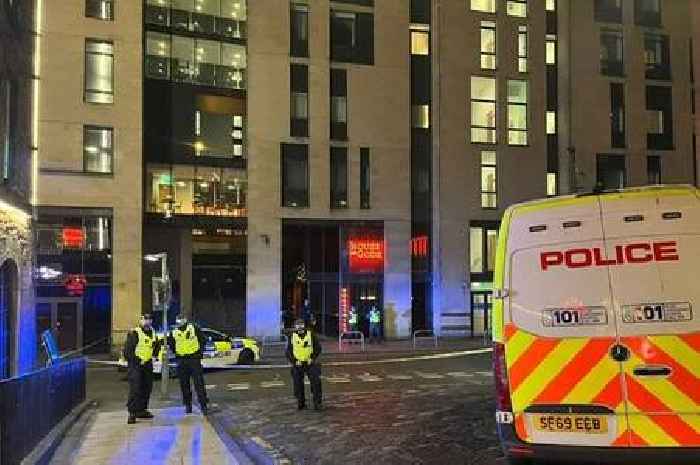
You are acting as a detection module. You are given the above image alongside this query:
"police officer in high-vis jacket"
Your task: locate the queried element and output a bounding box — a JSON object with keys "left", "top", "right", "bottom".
{"left": 168, "top": 315, "right": 208, "bottom": 415}
{"left": 286, "top": 319, "right": 323, "bottom": 410}
{"left": 123, "top": 314, "right": 161, "bottom": 424}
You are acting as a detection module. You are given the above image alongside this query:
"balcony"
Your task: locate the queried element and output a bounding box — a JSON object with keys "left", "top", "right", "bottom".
{"left": 146, "top": 3, "right": 247, "bottom": 40}
{"left": 145, "top": 56, "right": 246, "bottom": 90}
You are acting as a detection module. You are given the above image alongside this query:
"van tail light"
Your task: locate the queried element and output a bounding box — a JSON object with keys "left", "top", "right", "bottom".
{"left": 493, "top": 342, "right": 512, "bottom": 412}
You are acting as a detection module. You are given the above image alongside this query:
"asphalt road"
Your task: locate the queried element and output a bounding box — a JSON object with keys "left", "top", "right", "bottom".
{"left": 87, "top": 352, "right": 503, "bottom": 465}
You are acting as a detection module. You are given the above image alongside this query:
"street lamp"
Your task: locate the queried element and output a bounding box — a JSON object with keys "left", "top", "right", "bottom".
{"left": 145, "top": 252, "right": 171, "bottom": 398}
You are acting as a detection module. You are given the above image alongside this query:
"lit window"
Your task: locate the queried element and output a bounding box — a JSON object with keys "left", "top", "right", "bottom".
{"left": 85, "top": 40, "right": 114, "bottom": 104}
{"left": 546, "top": 0, "right": 556, "bottom": 11}
{"left": 518, "top": 25, "right": 528, "bottom": 72}
{"left": 547, "top": 172, "right": 557, "bottom": 196}
{"left": 546, "top": 111, "right": 556, "bottom": 134}
{"left": 471, "top": 77, "right": 497, "bottom": 144}
{"left": 471, "top": 0, "right": 496, "bottom": 13}
{"left": 481, "top": 151, "right": 497, "bottom": 209}
{"left": 412, "top": 105, "right": 430, "bottom": 129}
{"left": 84, "top": 126, "right": 113, "bottom": 174}
{"left": 480, "top": 21, "right": 496, "bottom": 70}
{"left": 86, "top": 0, "right": 114, "bottom": 21}
{"left": 411, "top": 25, "right": 430, "bottom": 55}
{"left": 546, "top": 34, "right": 557, "bottom": 65}
{"left": 507, "top": 80, "right": 528, "bottom": 146}
{"left": 507, "top": 0, "right": 527, "bottom": 17}
{"left": 469, "top": 227, "right": 484, "bottom": 273}
{"left": 601, "top": 30, "right": 624, "bottom": 77}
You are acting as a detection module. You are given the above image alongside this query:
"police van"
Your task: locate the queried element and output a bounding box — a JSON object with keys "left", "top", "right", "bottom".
{"left": 492, "top": 186, "right": 700, "bottom": 464}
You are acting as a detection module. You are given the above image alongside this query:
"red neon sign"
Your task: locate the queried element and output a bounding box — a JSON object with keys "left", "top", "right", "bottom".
{"left": 62, "top": 228, "right": 85, "bottom": 249}
{"left": 411, "top": 236, "right": 429, "bottom": 258}
{"left": 65, "top": 274, "right": 87, "bottom": 297}
{"left": 348, "top": 238, "right": 384, "bottom": 273}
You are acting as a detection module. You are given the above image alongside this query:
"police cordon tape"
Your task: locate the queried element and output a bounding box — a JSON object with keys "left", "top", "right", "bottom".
{"left": 88, "top": 347, "right": 493, "bottom": 369}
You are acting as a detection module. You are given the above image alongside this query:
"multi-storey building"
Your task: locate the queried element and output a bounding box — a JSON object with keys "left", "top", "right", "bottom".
{"left": 0, "top": 0, "right": 36, "bottom": 378}
{"left": 32, "top": 0, "right": 699, "bottom": 351}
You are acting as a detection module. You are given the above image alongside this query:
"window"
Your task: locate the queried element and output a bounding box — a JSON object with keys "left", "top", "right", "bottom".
{"left": 83, "top": 126, "right": 113, "bottom": 174}
{"left": 470, "top": 224, "right": 499, "bottom": 274}
{"left": 594, "top": 0, "right": 622, "bottom": 23}
{"left": 145, "top": 0, "right": 247, "bottom": 39}
{"left": 610, "top": 83, "right": 625, "bottom": 148}
{"left": 635, "top": 0, "right": 661, "bottom": 27}
{"left": 412, "top": 105, "right": 430, "bottom": 129}
{"left": 546, "top": 111, "right": 556, "bottom": 135}
{"left": 331, "top": 69, "right": 347, "bottom": 140}
{"left": 480, "top": 21, "right": 496, "bottom": 70}
{"left": 480, "top": 151, "right": 497, "bottom": 209}
{"left": 85, "top": 40, "right": 114, "bottom": 104}
{"left": 86, "top": 0, "right": 114, "bottom": 21}
{"left": 507, "top": 0, "right": 527, "bottom": 17}
{"left": 647, "top": 156, "right": 661, "bottom": 185}
{"left": 471, "top": 0, "right": 496, "bottom": 13}
{"left": 470, "top": 76, "right": 496, "bottom": 144}
{"left": 546, "top": 34, "right": 557, "bottom": 65}
{"left": 232, "top": 115, "right": 244, "bottom": 157}
{"left": 290, "top": 64, "right": 309, "bottom": 137}
{"left": 597, "top": 154, "right": 626, "bottom": 190}
{"left": 330, "top": 147, "right": 348, "bottom": 208}
{"left": 546, "top": 0, "right": 555, "bottom": 11}
{"left": 646, "top": 85, "right": 673, "bottom": 150}
{"left": 360, "top": 148, "right": 370, "bottom": 209}
{"left": 644, "top": 34, "right": 670, "bottom": 81}
{"left": 330, "top": 10, "right": 374, "bottom": 65}
{"left": 1, "top": 81, "right": 11, "bottom": 181}
{"left": 291, "top": 3, "right": 309, "bottom": 57}
{"left": 282, "top": 143, "right": 309, "bottom": 207}
{"left": 507, "top": 80, "right": 528, "bottom": 146}
{"left": 517, "top": 25, "right": 528, "bottom": 73}
{"left": 547, "top": 172, "right": 557, "bottom": 196}
{"left": 191, "top": 94, "right": 245, "bottom": 159}
{"left": 600, "top": 30, "right": 624, "bottom": 77}
{"left": 411, "top": 25, "right": 430, "bottom": 56}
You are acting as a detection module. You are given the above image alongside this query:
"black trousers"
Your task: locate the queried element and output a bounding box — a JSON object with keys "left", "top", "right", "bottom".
{"left": 127, "top": 362, "right": 153, "bottom": 414}
{"left": 291, "top": 362, "right": 322, "bottom": 405}
{"left": 177, "top": 357, "right": 208, "bottom": 408}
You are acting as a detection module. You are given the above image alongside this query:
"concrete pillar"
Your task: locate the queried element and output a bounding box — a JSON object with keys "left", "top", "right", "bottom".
{"left": 179, "top": 228, "right": 193, "bottom": 318}
{"left": 112, "top": 205, "right": 143, "bottom": 346}
{"left": 383, "top": 220, "right": 412, "bottom": 339}
{"left": 246, "top": 218, "right": 281, "bottom": 338}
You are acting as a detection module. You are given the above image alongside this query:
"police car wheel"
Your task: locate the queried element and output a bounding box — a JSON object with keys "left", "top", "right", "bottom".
{"left": 238, "top": 348, "right": 254, "bottom": 365}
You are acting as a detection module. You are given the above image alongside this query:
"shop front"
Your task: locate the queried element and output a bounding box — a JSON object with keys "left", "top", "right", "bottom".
{"left": 282, "top": 221, "right": 384, "bottom": 338}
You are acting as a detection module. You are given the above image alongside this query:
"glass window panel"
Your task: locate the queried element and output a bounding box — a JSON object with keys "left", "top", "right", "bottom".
{"left": 471, "top": 0, "right": 496, "bottom": 13}
{"left": 472, "top": 101, "right": 496, "bottom": 127}
{"left": 481, "top": 166, "right": 496, "bottom": 192}
{"left": 471, "top": 76, "right": 496, "bottom": 100}
{"left": 221, "top": 0, "right": 246, "bottom": 20}
{"left": 84, "top": 126, "right": 113, "bottom": 173}
{"left": 547, "top": 111, "right": 556, "bottom": 134}
{"left": 222, "top": 43, "right": 246, "bottom": 68}
{"left": 411, "top": 30, "right": 430, "bottom": 55}
{"left": 508, "top": 105, "right": 527, "bottom": 129}
{"left": 85, "top": 40, "right": 113, "bottom": 104}
{"left": 546, "top": 0, "right": 556, "bottom": 11}
{"left": 331, "top": 96, "right": 347, "bottom": 123}
{"left": 508, "top": 130, "right": 528, "bottom": 146}
{"left": 481, "top": 23, "right": 496, "bottom": 53}
{"left": 547, "top": 172, "right": 557, "bottom": 196}
{"left": 507, "top": 80, "right": 528, "bottom": 103}
{"left": 195, "top": 39, "right": 220, "bottom": 65}
{"left": 546, "top": 35, "right": 557, "bottom": 64}
{"left": 471, "top": 128, "right": 496, "bottom": 144}
{"left": 470, "top": 227, "right": 484, "bottom": 273}
{"left": 507, "top": 0, "right": 527, "bottom": 17}
{"left": 291, "top": 93, "right": 308, "bottom": 119}
{"left": 486, "top": 230, "right": 498, "bottom": 271}
{"left": 193, "top": 0, "right": 218, "bottom": 15}
{"left": 412, "top": 105, "right": 430, "bottom": 128}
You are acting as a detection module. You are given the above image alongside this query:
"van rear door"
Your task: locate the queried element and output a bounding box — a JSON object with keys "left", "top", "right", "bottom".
{"left": 601, "top": 193, "right": 700, "bottom": 448}
{"left": 506, "top": 198, "right": 625, "bottom": 447}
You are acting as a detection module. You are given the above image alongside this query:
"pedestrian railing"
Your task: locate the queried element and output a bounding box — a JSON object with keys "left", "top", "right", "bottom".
{"left": 0, "top": 358, "right": 86, "bottom": 465}
{"left": 412, "top": 329, "right": 438, "bottom": 349}
{"left": 338, "top": 331, "right": 365, "bottom": 352}
{"left": 261, "top": 334, "right": 288, "bottom": 358}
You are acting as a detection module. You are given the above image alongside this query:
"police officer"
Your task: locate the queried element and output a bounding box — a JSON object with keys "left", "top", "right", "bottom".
{"left": 168, "top": 315, "right": 208, "bottom": 415}
{"left": 123, "top": 314, "right": 161, "bottom": 424}
{"left": 368, "top": 305, "right": 382, "bottom": 344}
{"left": 286, "top": 319, "right": 323, "bottom": 410}
{"left": 348, "top": 305, "right": 358, "bottom": 332}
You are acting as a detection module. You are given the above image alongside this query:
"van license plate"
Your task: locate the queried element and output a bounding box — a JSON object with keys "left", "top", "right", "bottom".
{"left": 533, "top": 415, "right": 608, "bottom": 434}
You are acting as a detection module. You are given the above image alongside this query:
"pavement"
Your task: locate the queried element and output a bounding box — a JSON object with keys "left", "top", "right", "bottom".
{"left": 56, "top": 339, "right": 500, "bottom": 465}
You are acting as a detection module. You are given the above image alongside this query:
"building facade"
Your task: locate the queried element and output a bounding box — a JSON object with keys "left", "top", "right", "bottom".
{"left": 36, "top": 0, "right": 143, "bottom": 350}
{"left": 0, "top": 0, "right": 36, "bottom": 378}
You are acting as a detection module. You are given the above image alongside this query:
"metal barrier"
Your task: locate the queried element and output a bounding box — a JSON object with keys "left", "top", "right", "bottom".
{"left": 413, "top": 330, "right": 438, "bottom": 349}
{"left": 262, "top": 334, "right": 288, "bottom": 358}
{"left": 0, "top": 358, "right": 86, "bottom": 465}
{"left": 338, "top": 331, "right": 365, "bottom": 352}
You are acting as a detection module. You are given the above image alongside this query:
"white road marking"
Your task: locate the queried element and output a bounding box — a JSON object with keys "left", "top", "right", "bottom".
{"left": 261, "top": 381, "right": 286, "bottom": 388}
{"left": 205, "top": 384, "right": 217, "bottom": 390}
{"left": 446, "top": 371, "right": 474, "bottom": 378}
{"left": 358, "top": 372, "right": 383, "bottom": 382}
{"left": 387, "top": 374, "right": 413, "bottom": 380}
{"left": 325, "top": 377, "right": 352, "bottom": 383}
{"left": 475, "top": 371, "right": 493, "bottom": 377}
{"left": 226, "top": 383, "right": 250, "bottom": 391}
{"left": 415, "top": 372, "right": 445, "bottom": 379}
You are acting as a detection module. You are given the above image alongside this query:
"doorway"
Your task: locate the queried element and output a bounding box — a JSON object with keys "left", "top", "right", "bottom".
{"left": 470, "top": 291, "right": 492, "bottom": 337}
{"left": 35, "top": 298, "right": 83, "bottom": 353}
{"left": 0, "top": 259, "right": 18, "bottom": 379}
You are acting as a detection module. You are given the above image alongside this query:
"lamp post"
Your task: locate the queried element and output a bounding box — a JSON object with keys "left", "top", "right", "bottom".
{"left": 145, "top": 252, "right": 170, "bottom": 398}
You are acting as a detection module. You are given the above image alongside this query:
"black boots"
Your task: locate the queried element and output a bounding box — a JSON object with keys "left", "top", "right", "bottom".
{"left": 185, "top": 404, "right": 193, "bottom": 414}
{"left": 201, "top": 405, "right": 209, "bottom": 416}
{"left": 297, "top": 400, "right": 305, "bottom": 410}
{"left": 127, "top": 415, "right": 136, "bottom": 424}
{"left": 136, "top": 411, "right": 154, "bottom": 419}
{"left": 313, "top": 402, "right": 323, "bottom": 411}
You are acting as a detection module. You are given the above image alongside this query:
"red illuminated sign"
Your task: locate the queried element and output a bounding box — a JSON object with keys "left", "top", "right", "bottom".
{"left": 348, "top": 238, "right": 384, "bottom": 273}
{"left": 65, "top": 274, "right": 87, "bottom": 297}
{"left": 540, "top": 241, "right": 679, "bottom": 271}
{"left": 339, "top": 287, "right": 350, "bottom": 334}
{"left": 62, "top": 228, "right": 85, "bottom": 249}
{"left": 411, "top": 236, "right": 429, "bottom": 258}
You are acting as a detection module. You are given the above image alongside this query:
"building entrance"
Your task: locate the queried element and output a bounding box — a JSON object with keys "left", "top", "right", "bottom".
{"left": 0, "top": 259, "right": 18, "bottom": 379}
{"left": 36, "top": 298, "right": 84, "bottom": 353}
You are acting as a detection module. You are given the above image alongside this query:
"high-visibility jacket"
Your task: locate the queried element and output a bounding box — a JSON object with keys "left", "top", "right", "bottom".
{"left": 173, "top": 323, "right": 200, "bottom": 356}
{"left": 134, "top": 327, "right": 155, "bottom": 364}
{"left": 369, "top": 310, "right": 380, "bottom": 324}
{"left": 292, "top": 331, "right": 314, "bottom": 363}
{"left": 349, "top": 311, "right": 358, "bottom": 325}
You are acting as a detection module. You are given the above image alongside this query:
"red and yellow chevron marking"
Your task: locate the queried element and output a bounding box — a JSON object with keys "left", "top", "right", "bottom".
{"left": 503, "top": 324, "right": 700, "bottom": 447}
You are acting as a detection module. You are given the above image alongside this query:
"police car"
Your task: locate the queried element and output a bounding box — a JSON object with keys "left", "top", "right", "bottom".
{"left": 492, "top": 186, "right": 700, "bottom": 464}
{"left": 118, "top": 327, "right": 260, "bottom": 374}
